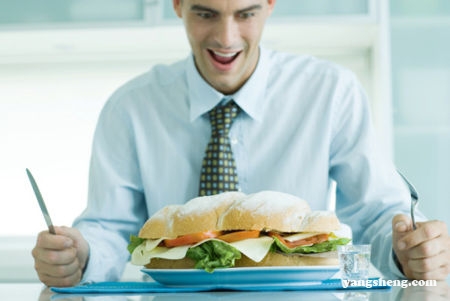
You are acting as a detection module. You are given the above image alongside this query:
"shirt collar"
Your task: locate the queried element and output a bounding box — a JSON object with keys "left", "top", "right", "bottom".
{"left": 188, "top": 47, "right": 270, "bottom": 122}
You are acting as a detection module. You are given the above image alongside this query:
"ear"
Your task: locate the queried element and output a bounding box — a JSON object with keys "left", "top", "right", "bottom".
{"left": 267, "top": 0, "right": 276, "bottom": 15}
{"left": 173, "top": 0, "right": 183, "bottom": 18}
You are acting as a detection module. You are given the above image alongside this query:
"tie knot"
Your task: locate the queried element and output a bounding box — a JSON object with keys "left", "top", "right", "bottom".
{"left": 209, "top": 100, "right": 240, "bottom": 136}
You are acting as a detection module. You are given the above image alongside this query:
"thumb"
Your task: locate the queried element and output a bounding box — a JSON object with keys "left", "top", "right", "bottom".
{"left": 57, "top": 226, "right": 83, "bottom": 243}
{"left": 392, "top": 214, "right": 413, "bottom": 255}
{"left": 50, "top": 226, "right": 75, "bottom": 248}
{"left": 391, "top": 214, "right": 416, "bottom": 278}
{"left": 57, "top": 226, "right": 89, "bottom": 252}
{"left": 54, "top": 226, "right": 87, "bottom": 246}
{"left": 392, "top": 214, "right": 413, "bottom": 235}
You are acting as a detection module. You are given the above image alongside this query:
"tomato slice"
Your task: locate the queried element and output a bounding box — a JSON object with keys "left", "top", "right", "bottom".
{"left": 163, "top": 230, "right": 223, "bottom": 247}
{"left": 269, "top": 232, "right": 329, "bottom": 249}
{"left": 218, "top": 230, "right": 261, "bottom": 243}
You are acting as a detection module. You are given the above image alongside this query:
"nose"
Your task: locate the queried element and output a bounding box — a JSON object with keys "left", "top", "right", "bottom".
{"left": 214, "top": 17, "right": 239, "bottom": 48}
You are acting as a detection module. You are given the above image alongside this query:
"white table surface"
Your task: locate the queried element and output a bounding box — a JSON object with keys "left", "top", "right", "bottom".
{"left": 0, "top": 280, "right": 449, "bottom": 301}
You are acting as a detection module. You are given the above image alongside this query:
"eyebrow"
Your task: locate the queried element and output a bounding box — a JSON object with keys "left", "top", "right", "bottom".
{"left": 190, "top": 4, "right": 219, "bottom": 15}
{"left": 190, "top": 4, "right": 263, "bottom": 15}
{"left": 237, "top": 4, "right": 263, "bottom": 14}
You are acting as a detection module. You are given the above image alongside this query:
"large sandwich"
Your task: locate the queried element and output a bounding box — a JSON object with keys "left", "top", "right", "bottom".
{"left": 128, "top": 191, "right": 350, "bottom": 272}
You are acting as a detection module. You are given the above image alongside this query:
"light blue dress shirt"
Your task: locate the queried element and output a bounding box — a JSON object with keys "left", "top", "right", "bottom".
{"left": 74, "top": 47, "right": 423, "bottom": 282}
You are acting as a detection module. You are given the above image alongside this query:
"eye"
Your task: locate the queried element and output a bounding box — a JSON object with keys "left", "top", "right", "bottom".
{"left": 197, "top": 12, "right": 216, "bottom": 19}
{"left": 239, "top": 12, "right": 255, "bottom": 19}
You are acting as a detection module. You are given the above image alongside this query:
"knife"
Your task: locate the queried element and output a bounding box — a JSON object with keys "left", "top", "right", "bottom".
{"left": 26, "top": 168, "right": 56, "bottom": 234}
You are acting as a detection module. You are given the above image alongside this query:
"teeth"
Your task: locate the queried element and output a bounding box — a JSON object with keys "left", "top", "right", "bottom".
{"left": 213, "top": 51, "right": 238, "bottom": 58}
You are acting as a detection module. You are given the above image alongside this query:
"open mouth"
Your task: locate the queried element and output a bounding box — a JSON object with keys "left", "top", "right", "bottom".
{"left": 208, "top": 50, "right": 241, "bottom": 65}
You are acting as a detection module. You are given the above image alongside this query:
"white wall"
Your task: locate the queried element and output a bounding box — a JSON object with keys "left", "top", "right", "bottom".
{"left": 0, "top": 60, "right": 152, "bottom": 236}
{"left": 0, "top": 60, "right": 154, "bottom": 282}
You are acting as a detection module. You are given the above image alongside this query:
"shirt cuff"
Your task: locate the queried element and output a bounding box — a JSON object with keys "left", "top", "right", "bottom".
{"left": 389, "top": 249, "right": 407, "bottom": 279}
{"left": 78, "top": 241, "right": 108, "bottom": 284}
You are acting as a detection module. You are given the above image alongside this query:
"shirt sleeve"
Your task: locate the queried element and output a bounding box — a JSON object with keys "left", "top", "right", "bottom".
{"left": 73, "top": 96, "right": 148, "bottom": 283}
{"left": 328, "top": 72, "right": 427, "bottom": 278}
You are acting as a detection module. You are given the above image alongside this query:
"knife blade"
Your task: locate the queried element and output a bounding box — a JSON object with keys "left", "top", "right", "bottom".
{"left": 26, "top": 168, "right": 56, "bottom": 234}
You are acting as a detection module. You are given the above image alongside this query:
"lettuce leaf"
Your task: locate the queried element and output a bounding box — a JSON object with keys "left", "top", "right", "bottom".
{"left": 186, "top": 240, "right": 241, "bottom": 273}
{"left": 127, "top": 235, "right": 145, "bottom": 254}
{"left": 272, "top": 237, "right": 351, "bottom": 254}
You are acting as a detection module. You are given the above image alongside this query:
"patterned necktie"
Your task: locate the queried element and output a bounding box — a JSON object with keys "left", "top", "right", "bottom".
{"left": 198, "top": 100, "right": 241, "bottom": 196}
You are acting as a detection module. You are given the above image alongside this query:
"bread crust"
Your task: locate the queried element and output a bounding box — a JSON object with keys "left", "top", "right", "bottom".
{"left": 171, "top": 191, "right": 245, "bottom": 236}
{"left": 144, "top": 251, "right": 338, "bottom": 269}
{"left": 139, "top": 191, "right": 245, "bottom": 239}
{"left": 299, "top": 211, "right": 341, "bottom": 232}
{"left": 139, "top": 191, "right": 341, "bottom": 239}
{"left": 218, "top": 191, "right": 311, "bottom": 232}
{"left": 138, "top": 205, "right": 180, "bottom": 239}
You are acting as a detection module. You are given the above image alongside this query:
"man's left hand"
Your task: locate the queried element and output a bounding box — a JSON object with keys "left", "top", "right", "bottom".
{"left": 392, "top": 214, "right": 450, "bottom": 280}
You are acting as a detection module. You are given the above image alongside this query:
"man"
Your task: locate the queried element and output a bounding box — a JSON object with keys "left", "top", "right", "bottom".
{"left": 32, "top": 0, "right": 449, "bottom": 287}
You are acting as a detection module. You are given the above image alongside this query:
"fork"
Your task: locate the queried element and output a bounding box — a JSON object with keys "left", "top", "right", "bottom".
{"left": 397, "top": 170, "right": 419, "bottom": 230}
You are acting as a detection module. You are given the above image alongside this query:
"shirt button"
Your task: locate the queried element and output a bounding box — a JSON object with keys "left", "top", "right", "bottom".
{"left": 230, "top": 138, "right": 239, "bottom": 145}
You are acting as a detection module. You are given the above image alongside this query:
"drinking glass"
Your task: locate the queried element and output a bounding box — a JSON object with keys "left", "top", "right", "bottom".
{"left": 338, "top": 244, "right": 371, "bottom": 281}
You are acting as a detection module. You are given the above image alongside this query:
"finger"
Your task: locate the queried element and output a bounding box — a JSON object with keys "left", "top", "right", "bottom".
{"left": 55, "top": 226, "right": 90, "bottom": 270}
{"left": 407, "top": 249, "right": 448, "bottom": 272}
{"left": 32, "top": 245, "right": 78, "bottom": 266}
{"left": 399, "top": 220, "right": 446, "bottom": 251}
{"left": 408, "top": 263, "right": 450, "bottom": 281}
{"left": 35, "top": 228, "right": 73, "bottom": 250}
{"left": 408, "top": 236, "right": 448, "bottom": 259}
{"left": 38, "top": 267, "right": 83, "bottom": 288}
{"left": 35, "top": 255, "right": 80, "bottom": 278}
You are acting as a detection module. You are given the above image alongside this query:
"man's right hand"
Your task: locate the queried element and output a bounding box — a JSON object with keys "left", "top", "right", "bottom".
{"left": 32, "top": 226, "right": 89, "bottom": 287}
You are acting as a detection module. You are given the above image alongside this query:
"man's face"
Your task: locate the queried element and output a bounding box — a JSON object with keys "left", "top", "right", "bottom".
{"left": 173, "top": 0, "right": 276, "bottom": 94}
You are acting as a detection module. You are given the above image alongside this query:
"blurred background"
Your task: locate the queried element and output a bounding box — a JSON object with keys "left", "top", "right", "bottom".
{"left": 0, "top": 0, "right": 449, "bottom": 282}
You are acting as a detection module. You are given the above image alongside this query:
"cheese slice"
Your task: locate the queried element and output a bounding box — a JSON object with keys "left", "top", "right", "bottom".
{"left": 131, "top": 236, "right": 274, "bottom": 266}
{"left": 228, "top": 236, "right": 274, "bottom": 262}
{"left": 282, "top": 232, "right": 327, "bottom": 242}
{"left": 131, "top": 239, "right": 191, "bottom": 265}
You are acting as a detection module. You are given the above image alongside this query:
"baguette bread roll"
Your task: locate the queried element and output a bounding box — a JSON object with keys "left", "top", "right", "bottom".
{"left": 134, "top": 190, "right": 346, "bottom": 270}
{"left": 139, "top": 191, "right": 340, "bottom": 238}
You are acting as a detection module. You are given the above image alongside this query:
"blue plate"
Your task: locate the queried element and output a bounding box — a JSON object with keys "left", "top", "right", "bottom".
{"left": 142, "top": 266, "right": 339, "bottom": 286}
